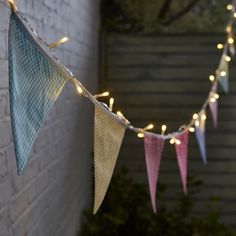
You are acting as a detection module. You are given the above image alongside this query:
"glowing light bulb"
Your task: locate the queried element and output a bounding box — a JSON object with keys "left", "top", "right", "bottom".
{"left": 193, "top": 113, "right": 199, "bottom": 119}
{"left": 220, "top": 71, "right": 226, "bottom": 76}
{"left": 175, "top": 139, "right": 181, "bottom": 145}
{"left": 234, "top": 12, "right": 236, "bottom": 18}
{"left": 77, "top": 85, "right": 83, "bottom": 94}
{"left": 137, "top": 133, "right": 144, "bottom": 138}
{"left": 227, "top": 4, "right": 233, "bottom": 11}
{"left": 209, "top": 75, "right": 215, "bottom": 82}
{"left": 214, "top": 93, "right": 219, "bottom": 99}
{"left": 109, "top": 98, "right": 114, "bottom": 111}
{"left": 189, "top": 127, "right": 195, "bottom": 133}
{"left": 210, "top": 97, "right": 216, "bottom": 103}
{"left": 94, "top": 91, "right": 110, "bottom": 98}
{"left": 116, "top": 111, "right": 124, "bottom": 118}
{"left": 226, "top": 26, "right": 232, "bottom": 33}
{"left": 170, "top": 138, "right": 175, "bottom": 144}
{"left": 161, "top": 125, "right": 167, "bottom": 135}
{"left": 49, "top": 37, "right": 69, "bottom": 49}
{"left": 143, "top": 124, "right": 154, "bottom": 131}
{"left": 201, "top": 114, "right": 207, "bottom": 120}
{"left": 225, "top": 56, "right": 231, "bottom": 62}
{"left": 195, "top": 120, "right": 200, "bottom": 127}
{"left": 228, "top": 37, "right": 234, "bottom": 44}
{"left": 217, "top": 43, "right": 224, "bottom": 49}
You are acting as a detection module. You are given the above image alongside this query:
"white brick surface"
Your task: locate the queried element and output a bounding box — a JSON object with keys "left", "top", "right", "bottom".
{"left": 0, "top": 0, "right": 100, "bottom": 235}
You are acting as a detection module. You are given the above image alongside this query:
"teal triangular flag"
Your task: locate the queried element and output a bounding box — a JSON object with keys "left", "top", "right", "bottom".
{"left": 216, "top": 54, "right": 229, "bottom": 93}
{"left": 8, "top": 13, "right": 68, "bottom": 174}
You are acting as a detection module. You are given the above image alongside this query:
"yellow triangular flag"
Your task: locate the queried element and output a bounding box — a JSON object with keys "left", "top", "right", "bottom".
{"left": 93, "top": 105, "right": 126, "bottom": 214}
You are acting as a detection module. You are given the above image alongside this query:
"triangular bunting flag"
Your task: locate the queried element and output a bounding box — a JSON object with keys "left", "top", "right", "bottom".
{"left": 217, "top": 54, "right": 229, "bottom": 93}
{"left": 93, "top": 105, "right": 126, "bottom": 214}
{"left": 195, "top": 111, "right": 207, "bottom": 164}
{"left": 175, "top": 131, "right": 189, "bottom": 194}
{"left": 144, "top": 133, "right": 165, "bottom": 213}
{"left": 8, "top": 14, "right": 68, "bottom": 174}
{"left": 209, "top": 83, "right": 218, "bottom": 128}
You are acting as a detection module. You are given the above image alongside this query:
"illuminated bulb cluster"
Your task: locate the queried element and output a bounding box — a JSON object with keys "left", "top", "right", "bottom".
{"left": 170, "top": 138, "right": 181, "bottom": 145}
{"left": 210, "top": 92, "right": 219, "bottom": 103}
{"left": 137, "top": 123, "right": 154, "bottom": 138}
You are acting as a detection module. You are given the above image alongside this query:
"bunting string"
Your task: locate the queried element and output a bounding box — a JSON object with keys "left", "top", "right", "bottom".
{"left": 5, "top": 0, "right": 236, "bottom": 213}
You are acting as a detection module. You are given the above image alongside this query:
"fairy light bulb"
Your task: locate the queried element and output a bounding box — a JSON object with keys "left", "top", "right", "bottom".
{"left": 109, "top": 98, "right": 114, "bottom": 111}
{"left": 175, "top": 139, "right": 181, "bottom": 145}
{"left": 161, "top": 125, "right": 167, "bottom": 135}
{"left": 76, "top": 85, "right": 83, "bottom": 94}
{"left": 193, "top": 113, "right": 199, "bottom": 120}
{"left": 210, "top": 97, "right": 216, "bottom": 103}
{"left": 189, "top": 127, "right": 195, "bottom": 133}
{"left": 225, "top": 56, "right": 231, "bottom": 62}
{"left": 217, "top": 43, "right": 224, "bottom": 49}
{"left": 94, "top": 91, "right": 110, "bottom": 98}
{"left": 201, "top": 113, "right": 207, "bottom": 120}
{"left": 209, "top": 75, "right": 215, "bottom": 82}
{"left": 143, "top": 124, "right": 154, "bottom": 131}
{"left": 116, "top": 111, "right": 124, "bottom": 118}
{"left": 49, "top": 37, "right": 69, "bottom": 49}
{"left": 214, "top": 93, "right": 219, "bottom": 99}
{"left": 234, "top": 12, "right": 236, "bottom": 18}
{"left": 195, "top": 120, "right": 200, "bottom": 127}
{"left": 170, "top": 138, "right": 175, "bottom": 144}
{"left": 228, "top": 37, "right": 234, "bottom": 44}
{"left": 226, "top": 26, "right": 232, "bottom": 33}
{"left": 220, "top": 71, "right": 226, "bottom": 76}
{"left": 227, "top": 4, "right": 233, "bottom": 11}
{"left": 137, "top": 133, "right": 144, "bottom": 138}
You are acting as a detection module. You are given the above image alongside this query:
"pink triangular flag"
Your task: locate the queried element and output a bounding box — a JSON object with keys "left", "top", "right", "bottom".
{"left": 209, "top": 83, "right": 218, "bottom": 128}
{"left": 144, "top": 133, "right": 165, "bottom": 213}
{"left": 175, "top": 131, "right": 189, "bottom": 194}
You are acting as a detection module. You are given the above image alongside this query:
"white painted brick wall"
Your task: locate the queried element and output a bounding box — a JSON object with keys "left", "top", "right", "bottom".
{"left": 0, "top": 0, "right": 100, "bottom": 235}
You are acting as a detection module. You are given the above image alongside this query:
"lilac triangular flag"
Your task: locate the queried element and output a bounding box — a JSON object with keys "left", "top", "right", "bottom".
{"left": 209, "top": 83, "right": 218, "bottom": 128}
{"left": 175, "top": 131, "right": 189, "bottom": 194}
{"left": 195, "top": 111, "right": 207, "bottom": 164}
{"left": 216, "top": 54, "right": 229, "bottom": 93}
{"left": 144, "top": 133, "right": 165, "bottom": 213}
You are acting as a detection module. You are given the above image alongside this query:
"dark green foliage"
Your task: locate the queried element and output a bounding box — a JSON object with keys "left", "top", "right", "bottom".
{"left": 80, "top": 168, "right": 236, "bottom": 236}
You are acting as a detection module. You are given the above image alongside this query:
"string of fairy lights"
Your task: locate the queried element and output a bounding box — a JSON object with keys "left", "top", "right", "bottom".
{"left": 7, "top": 0, "right": 236, "bottom": 146}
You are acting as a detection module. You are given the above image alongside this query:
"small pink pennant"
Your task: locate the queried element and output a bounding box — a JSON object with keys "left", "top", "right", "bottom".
{"left": 209, "top": 83, "right": 218, "bottom": 128}
{"left": 144, "top": 133, "right": 165, "bottom": 213}
{"left": 175, "top": 131, "right": 189, "bottom": 194}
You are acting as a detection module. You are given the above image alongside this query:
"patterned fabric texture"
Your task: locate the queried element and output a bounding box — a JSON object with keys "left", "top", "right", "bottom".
{"left": 144, "top": 133, "right": 165, "bottom": 213}
{"left": 175, "top": 131, "right": 189, "bottom": 194}
{"left": 93, "top": 104, "right": 126, "bottom": 214}
{"left": 8, "top": 13, "right": 67, "bottom": 174}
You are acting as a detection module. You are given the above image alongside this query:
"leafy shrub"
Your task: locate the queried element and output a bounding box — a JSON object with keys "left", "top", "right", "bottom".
{"left": 80, "top": 168, "right": 236, "bottom": 236}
